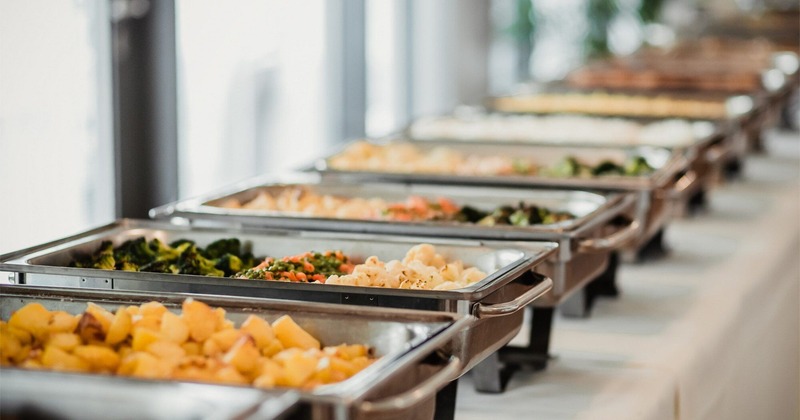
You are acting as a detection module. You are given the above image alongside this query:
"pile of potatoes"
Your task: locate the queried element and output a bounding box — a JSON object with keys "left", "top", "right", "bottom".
{"left": 0, "top": 298, "right": 375, "bottom": 389}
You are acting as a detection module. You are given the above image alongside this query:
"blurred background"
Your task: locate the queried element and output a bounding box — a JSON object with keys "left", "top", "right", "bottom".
{"left": 0, "top": 0, "right": 796, "bottom": 254}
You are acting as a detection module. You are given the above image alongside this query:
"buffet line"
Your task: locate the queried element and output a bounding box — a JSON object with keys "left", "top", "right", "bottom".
{"left": 1, "top": 25, "right": 798, "bottom": 420}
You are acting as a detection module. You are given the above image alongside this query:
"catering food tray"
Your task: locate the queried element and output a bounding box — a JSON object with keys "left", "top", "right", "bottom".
{"left": 0, "top": 219, "right": 555, "bottom": 387}
{"left": 486, "top": 89, "right": 764, "bottom": 177}
{"left": 1, "top": 368, "right": 300, "bottom": 420}
{"left": 310, "top": 138, "right": 687, "bottom": 262}
{"left": 0, "top": 285, "right": 474, "bottom": 420}
{"left": 406, "top": 111, "right": 727, "bottom": 215}
{"left": 150, "top": 173, "right": 636, "bottom": 313}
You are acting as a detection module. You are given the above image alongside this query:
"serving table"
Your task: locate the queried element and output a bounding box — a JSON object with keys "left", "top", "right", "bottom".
{"left": 456, "top": 129, "right": 799, "bottom": 420}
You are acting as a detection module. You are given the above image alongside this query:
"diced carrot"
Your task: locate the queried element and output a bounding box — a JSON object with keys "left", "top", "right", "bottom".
{"left": 295, "top": 272, "right": 307, "bottom": 282}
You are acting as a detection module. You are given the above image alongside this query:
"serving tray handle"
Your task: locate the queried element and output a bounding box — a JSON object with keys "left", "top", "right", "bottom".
{"left": 359, "top": 356, "right": 462, "bottom": 413}
{"left": 578, "top": 219, "right": 642, "bottom": 253}
{"left": 474, "top": 275, "right": 553, "bottom": 319}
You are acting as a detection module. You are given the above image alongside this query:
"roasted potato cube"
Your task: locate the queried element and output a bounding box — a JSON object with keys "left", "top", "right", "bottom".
{"left": 0, "top": 330, "right": 22, "bottom": 362}
{"left": 312, "top": 357, "right": 348, "bottom": 385}
{"left": 241, "top": 315, "right": 275, "bottom": 349}
{"left": 9, "top": 303, "right": 52, "bottom": 340}
{"left": 210, "top": 329, "right": 244, "bottom": 352}
{"left": 118, "top": 352, "right": 172, "bottom": 379}
{"left": 42, "top": 346, "right": 90, "bottom": 372}
{"left": 139, "top": 301, "right": 168, "bottom": 318}
{"left": 222, "top": 335, "right": 259, "bottom": 374}
{"left": 328, "top": 344, "right": 369, "bottom": 360}
{"left": 48, "top": 311, "right": 80, "bottom": 335}
{"left": 2, "top": 324, "right": 32, "bottom": 345}
{"left": 85, "top": 303, "right": 114, "bottom": 333}
{"left": 272, "top": 316, "right": 320, "bottom": 350}
{"left": 73, "top": 345, "right": 121, "bottom": 371}
{"left": 215, "top": 366, "right": 248, "bottom": 385}
{"left": 146, "top": 341, "right": 186, "bottom": 363}
{"left": 278, "top": 351, "right": 318, "bottom": 387}
{"left": 132, "top": 314, "right": 161, "bottom": 332}
{"left": 181, "top": 341, "right": 201, "bottom": 356}
{"left": 261, "top": 339, "right": 284, "bottom": 358}
{"left": 132, "top": 328, "right": 162, "bottom": 352}
{"left": 160, "top": 311, "right": 189, "bottom": 344}
{"left": 47, "top": 332, "right": 82, "bottom": 352}
{"left": 213, "top": 308, "right": 229, "bottom": 331}
{"left": 105, "top": 306, "right": 132, "bottom": 345}
{"left": 75, "top": 312, "right": 106, "bottom": 343}
{"left": 202, "top": 338, "right": 223, "bottom": 357}
{"left": 329, "top": 356, "right": 359, "bottom": 377}
{"left": 182, "top": 299, "right": 217, "bottom": 342}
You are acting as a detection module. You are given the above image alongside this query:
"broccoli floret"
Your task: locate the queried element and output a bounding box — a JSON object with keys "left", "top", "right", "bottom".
{"left": 117, "top": 261, "right": 139, "bottom": 271}
{"left": 551, "top": 156, "right": 583, "bottom": 177}
{"left": 91, "top": 241, "right": 116, "bottom": 270}
{"left": 114, "top": 238, "right": 157, "bottom": 266}
{"left": 455, "top": 205, "right": 487, "bottom": 223}
{"left": 139, "top": 260, "right": 177, "bottom": 273}
{"left": 508, "top": 209, "right": 530, "bottom": 226}
{"left": 203, "top": 238, "right": 242, "bottom": 260}
{"left": 214, "top": 254, "right": 243, "bottom": 277}
{"left": 592, "top": 160, "right": 625, "bottom": 176}
{"left": 624, "top": 156, "right": 654, "bottom": 176}
{"left": 176, "top": 246, "right": 224, "bottom": 277}
{"left": 169, "top": 239, "right": 195, "bottom": 249}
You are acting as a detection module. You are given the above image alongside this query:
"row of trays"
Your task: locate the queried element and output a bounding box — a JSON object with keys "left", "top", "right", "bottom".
{"left": 2, "top": 36, "right": 797, "bottom": 420}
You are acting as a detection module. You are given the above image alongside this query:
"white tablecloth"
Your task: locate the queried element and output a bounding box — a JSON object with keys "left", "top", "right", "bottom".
{"left": 456, "top": 130, "right": 800, "bottom": 420}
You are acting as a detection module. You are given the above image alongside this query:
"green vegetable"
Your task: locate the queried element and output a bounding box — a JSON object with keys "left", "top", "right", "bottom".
{"left": 69, "top": 237, "right": 256, "bottom": 278}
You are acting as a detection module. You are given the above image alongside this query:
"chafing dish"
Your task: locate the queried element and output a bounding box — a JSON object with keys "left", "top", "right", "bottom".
{"left": 150, "top": 173, "right": 636, "bottom": 313}
{"left": 0, "top": 285, "right": 475, "bottom": 420}
{"left": 0, "top": 219, "right": 555, "bottom": 395}
{"left": 405, "top": 110, "right": 729, "bottom": 217}
{"left": 487, "top": 89, "right": 765, "bottom": 181}
{"left": 311, "top": 138, "right": 688, "bottom": 262}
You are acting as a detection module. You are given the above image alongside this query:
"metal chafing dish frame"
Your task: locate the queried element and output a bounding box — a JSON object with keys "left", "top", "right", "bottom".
{"left": 0, "top": 219, "right": 555, "bottom": 395}
{"left": 0, "top": 285, "right": 476, "bottom": 420}
{"left": 310, "top": 138, "right": 688, "bottom": 263}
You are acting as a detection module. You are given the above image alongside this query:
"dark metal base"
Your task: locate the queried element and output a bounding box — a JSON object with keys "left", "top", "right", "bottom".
{"left": 724, "top": 158, "right": 744, "bottom": 180}
{"left": 586, "top": 251, "right": 620, "bottom": 299}
{"left": 561, "top": 251, "right": 620, "bottom": 318}
{"left": 687, "top": 188, "right": 708, "bottom": 215}
{"left": 434, "top": 379, "right": 459, "bottom": 420}
{"left": 636, "top": 228, "right": 669, "bottom": 262}
{"left": 472, "top": 307, "right": 554, "bottom": 393}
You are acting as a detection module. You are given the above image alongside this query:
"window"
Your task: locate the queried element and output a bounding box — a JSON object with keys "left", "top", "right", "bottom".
{"left": 0, "top": 0, "right": 114, "bottom": 254}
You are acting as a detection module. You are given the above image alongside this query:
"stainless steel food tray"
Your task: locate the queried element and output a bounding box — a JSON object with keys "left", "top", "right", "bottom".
{"left": 310, "top": 139, "right": 688, "bottom": 259}
{"left": 0, "top": 285, "right": 474, "bottom": 420}
{"left": 149, "top": 173, "right": 637, "bottom": 310}
{"left": 1, "top": 368, "right": 300, "bottom": 420}
{"left": 404, "top": 111, "right": 728, "bottom": 216}
{"left": 487, "top": 87, "right": 766, "bottom": 178}
{"left": 0, "top": 219, "right": 555, "bottom": 377}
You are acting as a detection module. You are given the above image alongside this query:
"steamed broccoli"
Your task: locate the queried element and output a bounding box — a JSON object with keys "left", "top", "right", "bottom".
{"left": 91, "top": 241, "right": 116, "bottom": 270}
{"left": 214, "top": 254, "right": 243, "bottom": 276}
{"left": 592, "top": 160, "right": 625, "bottom": 176}
{"left": 175, "top": 246, "right": 224, "bottom": 277}
{"left": 203, "top": 238, "right": 242, "bottom": 259}
{"left": 624, "top": 156, "right": 655, "bottom": 176}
